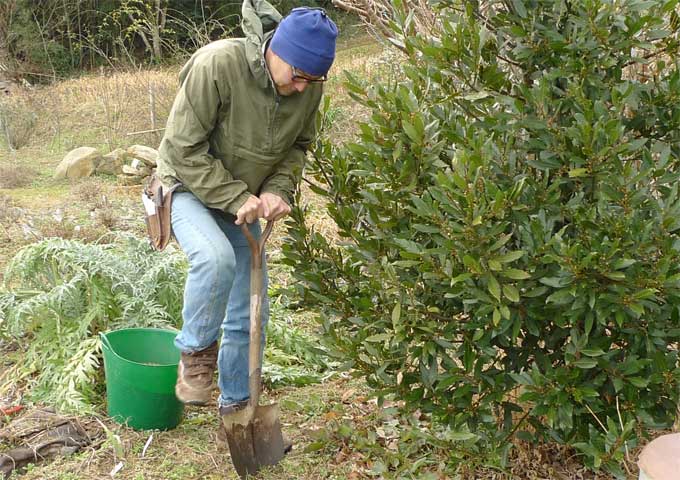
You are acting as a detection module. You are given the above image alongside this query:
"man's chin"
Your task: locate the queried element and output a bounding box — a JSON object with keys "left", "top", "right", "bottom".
{"left": 276, "top": 85, "right": 298, "bottom": 96}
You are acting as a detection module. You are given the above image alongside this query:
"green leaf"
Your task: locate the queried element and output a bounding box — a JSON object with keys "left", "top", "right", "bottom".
{"left": 502, "top": 269, "right": 531, "bottom": 280}
{"left": 503, "top": 284, "right": 520, "bottom": 303}
{"left": 540, "top": 277, "right": 565, "bottom": 288}
{"left": 580, "top": 348, "right": 605, "bottom": 357}
{"left": 463, "top": 90, "right": 491, "bottom": 101}
{"left": 493, "top": 251, "right": 525, "bottom": 263}
{"left": 628, "top": 377, "right": 649, "bottom": 388}
{"left": 463, "top": 255, "right": 482, "bottom": 273}
{"left": 585, "top": 312, "right": 594, "bottom": 335}
{"left": 488, "top": 275, "right": 502, "bottom": 301}
{"left": 393, "top": 238, "right": 421, "bottom": 254}
{"left": 573, "top": 358, "right": 598, "bottom": 369}
{"left": 604, "top": 271, "right": 626, "bottom": 281}
{"left": 489, "top": 234, "right": 512, "bottom": 251}
{"left": 488, "top": 259, "right": 502, "bottom": 271}
{"left": 365, "top": 333, "right": 391, "bottom": 343}
{"left": 568, "top": 168, "right": 588, "bottom": 178}
{"left": 392, "top": 303, "right": 401, "bottom": 325}
{"left": 445, "top": 431, "right": 479, "bottom": 442}
{"left": 613, "top": 259, "right": 636, "bottom": 270}
{"left": 627, "top": 137, "right": 648, "bottom": 151}
{"left": 451, "top": 273, "right": 473, "bottom": 284}
{"left": 511, "top": 0, "right": 528, "bottom": 18}
{"left": 402, "top": 120, "right": 420, "bottom": 142}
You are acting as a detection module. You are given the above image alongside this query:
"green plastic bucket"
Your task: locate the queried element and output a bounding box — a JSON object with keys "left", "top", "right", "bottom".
{"left": 100, "top": 328, "right": 184, "bottom": 430}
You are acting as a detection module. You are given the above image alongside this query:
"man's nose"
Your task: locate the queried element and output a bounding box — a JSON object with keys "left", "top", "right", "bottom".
{"left": 295, "top": 82, "right": 308, "bottom": 93}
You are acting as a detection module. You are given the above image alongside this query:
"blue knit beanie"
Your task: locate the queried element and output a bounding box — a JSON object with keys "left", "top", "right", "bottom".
{"left": 270, "top": 7, "right": 338, "bottom": 77}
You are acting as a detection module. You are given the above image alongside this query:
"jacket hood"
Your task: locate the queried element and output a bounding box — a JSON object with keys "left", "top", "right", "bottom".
{"left": 241, "top": 0, "right": 282, "bottom": 86}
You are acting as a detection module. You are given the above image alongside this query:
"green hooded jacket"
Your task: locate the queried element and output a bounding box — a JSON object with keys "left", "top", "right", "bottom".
{"left": 156, "top": 0, "right": 323, "bottom": 215}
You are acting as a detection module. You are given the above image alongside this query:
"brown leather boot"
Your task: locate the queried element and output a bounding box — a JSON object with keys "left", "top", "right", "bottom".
{"left": 175, "top": 341, "right": 218, "bottom": 405}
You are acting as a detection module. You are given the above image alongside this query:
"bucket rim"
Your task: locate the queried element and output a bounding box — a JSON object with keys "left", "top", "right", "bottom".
{"left": 100, "top": 327, "right": 180, "bottom": 367}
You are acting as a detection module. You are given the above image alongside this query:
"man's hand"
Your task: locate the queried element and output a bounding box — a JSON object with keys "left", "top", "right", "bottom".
{"left": 259, "top": 192, "right": 291, "bottom": 221}
{"left": 235, "top": 195, "right": 264, "bottom": 225}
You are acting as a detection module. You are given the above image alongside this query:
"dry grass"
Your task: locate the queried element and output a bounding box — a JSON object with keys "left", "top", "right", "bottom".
{"left": 0, "top": 92, "right": 38, "bottom": 150}
{"left": 0, "top": 163, "right": 36, "bottom": 189}
{"left": 0, "top": 194, "right": 22, "bottom": 238}
{"left": 2, "top": 67, "right": 179, "bottom": 157}
{"left": 9, "top": 377, "right": 363, "bottom": 480}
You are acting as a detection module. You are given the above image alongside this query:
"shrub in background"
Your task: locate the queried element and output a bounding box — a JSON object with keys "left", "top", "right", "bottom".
{"left": 0, "top": 97, "right": 37, "bottom": 151}
{"left": 284, "top": 0, "right": 680, "bottom": 475}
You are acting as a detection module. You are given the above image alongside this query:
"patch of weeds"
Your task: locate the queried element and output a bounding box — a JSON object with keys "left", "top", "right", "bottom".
{"left": 0, "top": 194, "right": 22, "bottom": 223}
{"left": 30, "top": 205, "right": 110, "bottom": 243}
{"left": 73, "top": 178, "right": 109, "bottom": 203}
{"left": 286, "top": 389, "right": 328, "bottom": 415}
{"left": 304, "top": 397, "right": 462, "bottom": 479}
{"left": 181, "top": 410, "right": 215, "bottom": 428}
{"left": 159, "top": 458, "right": 200, "bottom": 480}
{"left": 0, "top": 164, "right": 37, "bottom": 189}
{"left": 0, "top": 97, "right": 37, "bottom": 150}
{"left": 72, "top": 179, "right": 119, "bottom": 229}
{"left": 56, "top": 472, "right": 82, "bottom": 480}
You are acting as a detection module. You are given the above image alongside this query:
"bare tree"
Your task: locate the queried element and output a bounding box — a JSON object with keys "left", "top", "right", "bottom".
{"left": 332, "top": 0, "right": 438, "bottom": 48}
{"left": 0, "top": 0, "right": 17, "bottom": 78}
{"left": 126, "top": 0, "right": 168, "bottom": 62}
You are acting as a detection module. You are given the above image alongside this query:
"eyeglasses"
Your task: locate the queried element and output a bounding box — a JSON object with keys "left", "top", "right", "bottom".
{"left": 291, "top": 66, "right": 327, "bottom": 84}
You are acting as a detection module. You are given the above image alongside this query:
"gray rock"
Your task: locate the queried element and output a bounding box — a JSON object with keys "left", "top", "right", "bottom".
{"left": 127, "top": 144, "right": 158, "bottom": 167}
{"left": 122, "top": 162, "right": 152, "bottom": 177}
{"left": 54, "top": 147, "right": 101, "bottom": 179}
{"left": 117, "top": 173, "right": 145, "bottom": 186}
{"left": 97, "top": 148, "right": 127, "bottom": 175}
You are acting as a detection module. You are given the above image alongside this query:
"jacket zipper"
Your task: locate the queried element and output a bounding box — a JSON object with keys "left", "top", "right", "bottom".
{"left": 269, "top": 96, "right": 280, "bottom": 152}
{"left": 262, "top": 52, "right": 280, "bottom": 153}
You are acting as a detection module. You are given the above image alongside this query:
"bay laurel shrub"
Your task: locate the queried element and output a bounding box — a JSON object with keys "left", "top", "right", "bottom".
{"left": 284, "top": 0, "right": 680, "bottom": 475}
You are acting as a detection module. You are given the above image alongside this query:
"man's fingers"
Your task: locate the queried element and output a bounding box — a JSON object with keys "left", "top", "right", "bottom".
{"left": 235, "top": 196, "right": 264, "bottom": 225}
{"left": 272, "top": 204, "right": 291, "bottom": 221}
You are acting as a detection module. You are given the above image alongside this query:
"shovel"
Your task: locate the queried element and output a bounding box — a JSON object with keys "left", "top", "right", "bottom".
{"left": 222, "top": 220, "right": 286, "bottom": 478}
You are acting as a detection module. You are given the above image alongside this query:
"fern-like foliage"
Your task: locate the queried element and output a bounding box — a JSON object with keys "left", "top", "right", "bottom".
{"left": 0, "top": 235, "right": 336, "bottom": 413}
{"left": 0, "top": 234, "right": 186, "bottom": 412}
{"left": 264, "top": 302, "right": 338, "bottom": 387}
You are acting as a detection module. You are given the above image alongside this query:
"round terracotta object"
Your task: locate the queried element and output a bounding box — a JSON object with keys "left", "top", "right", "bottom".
{"left": 638, "top": 433, "right": 680, "bottom": 480}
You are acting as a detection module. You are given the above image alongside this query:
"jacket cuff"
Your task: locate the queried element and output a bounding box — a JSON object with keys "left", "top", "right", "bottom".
{"left": 226, "top": 191, "right": 253, "bottom": 216}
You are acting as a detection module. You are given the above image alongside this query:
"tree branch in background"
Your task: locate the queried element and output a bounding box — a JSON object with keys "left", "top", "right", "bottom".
{"left": 332, "top": 0, "right": 438, "bottom": 50}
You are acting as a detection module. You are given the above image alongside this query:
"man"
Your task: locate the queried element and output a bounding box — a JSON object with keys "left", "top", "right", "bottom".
{"left": 155, "top": 0, "right": 337, "bottom": 423}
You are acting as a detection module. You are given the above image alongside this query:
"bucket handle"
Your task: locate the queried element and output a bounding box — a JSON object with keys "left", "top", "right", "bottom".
{"left": 100, "top": 332, "right": 113, "bottom": 352}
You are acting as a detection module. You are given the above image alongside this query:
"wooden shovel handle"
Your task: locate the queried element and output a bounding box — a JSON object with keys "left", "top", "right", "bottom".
{"left": 240, "top": 221, "right": 274, "bottom": 408}
{"left": 240, "top": 221, "right": 274, "bottom": 263}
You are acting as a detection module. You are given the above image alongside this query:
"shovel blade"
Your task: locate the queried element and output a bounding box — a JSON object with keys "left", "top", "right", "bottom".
{"left": 224, "top": 403, "right": 285, "bottom": 478}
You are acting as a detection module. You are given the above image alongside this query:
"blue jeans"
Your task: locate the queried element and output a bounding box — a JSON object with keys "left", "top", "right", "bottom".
{"left": 171, "top": 191, "right": 268, "bottom": 407}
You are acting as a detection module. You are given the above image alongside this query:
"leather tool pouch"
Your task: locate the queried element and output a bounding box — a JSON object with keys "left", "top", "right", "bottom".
{"left": 142, "top": 173, "right": 181, "bottom": 251}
